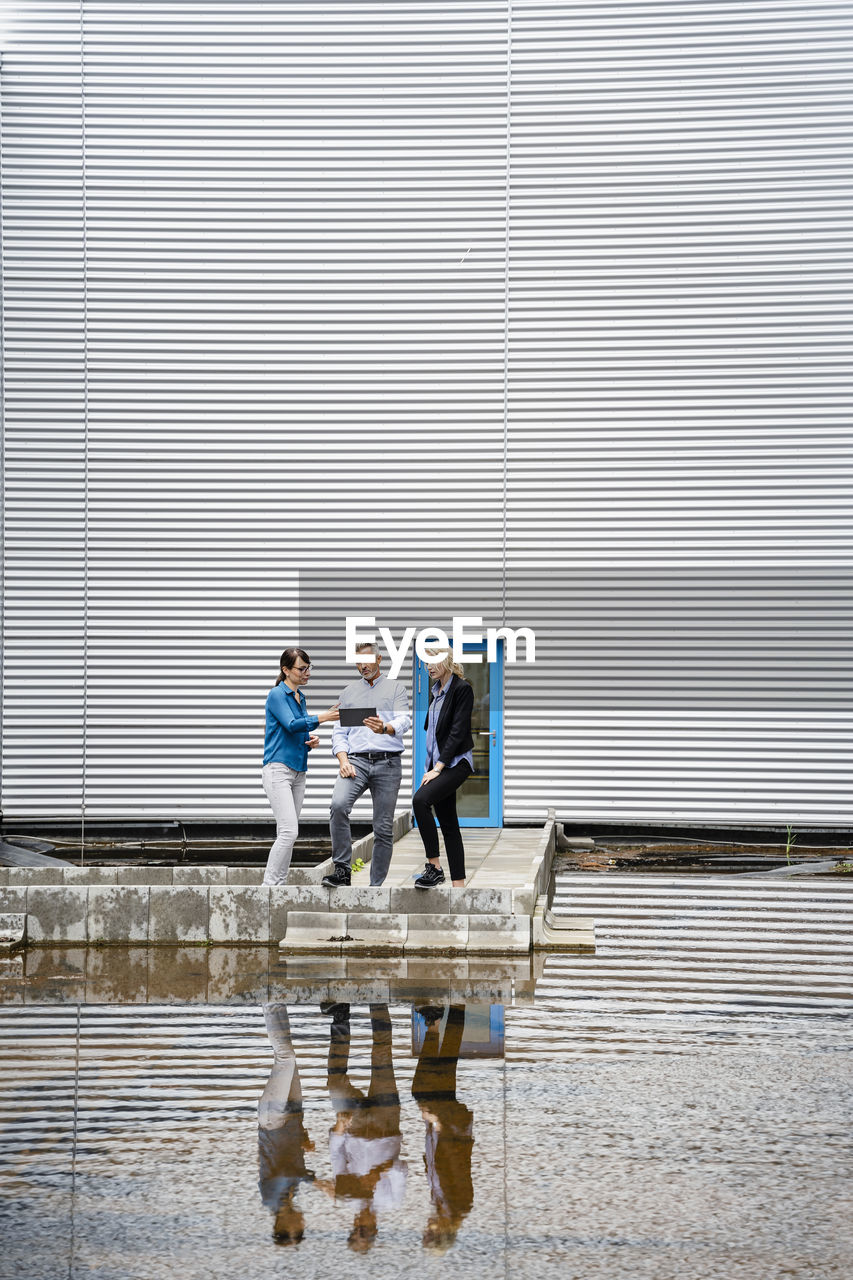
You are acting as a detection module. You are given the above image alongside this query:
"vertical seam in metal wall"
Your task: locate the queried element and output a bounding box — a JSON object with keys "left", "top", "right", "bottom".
{"left": 502, "top": 2, "right": 512, "bottom": 823}
{"left": 502, "top": 1, "right": 511, "bottom": 631}
{"left": 0, "top": 48, "right": 6, "bottom": 816}
{"left": 68, "top": 1000, "right": 81, "bottom": 1280}
{"left": 80, "top": 1, "right": 89, "bottom": 861}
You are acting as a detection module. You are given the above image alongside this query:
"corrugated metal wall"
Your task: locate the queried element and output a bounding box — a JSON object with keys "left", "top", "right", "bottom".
{"left": 504, "top": 1, "right": 853, "bottom": 823}
{"left": 2, "top": 2, "right": 851, "bottom": 825}
{"left": 1, "top": 1, "right": 87, "bottom": 817}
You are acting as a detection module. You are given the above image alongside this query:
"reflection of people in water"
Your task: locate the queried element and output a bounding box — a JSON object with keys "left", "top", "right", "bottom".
{"left": 316, "top": 1002, "right": 408, "bottom": 1252}
{"left": 412, "top": 1005, "right": 475, "bottom": 1254}
{"left": 257, "top": 1004, "right": 315, "bottom": 1246}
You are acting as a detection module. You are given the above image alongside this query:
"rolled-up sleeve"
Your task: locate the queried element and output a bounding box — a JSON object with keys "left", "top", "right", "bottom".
{"left": 269, "top": 687, "right": 319, "bottom": 735}
{"left": 287, "top": 711, "right": 319, "bottom": 734}
{"left": 388, "top": 682, "right": 411, "bottom": 738}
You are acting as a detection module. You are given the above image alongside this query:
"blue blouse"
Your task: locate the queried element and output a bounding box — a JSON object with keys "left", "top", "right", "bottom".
{"left": 426, "top": 679, "right": 475, "bottom": 772}
{"left": 263, "top": 683, "right": 320, "bottom": 771}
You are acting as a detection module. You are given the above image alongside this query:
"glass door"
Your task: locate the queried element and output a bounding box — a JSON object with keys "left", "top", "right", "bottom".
{"left": 412, "top": 640, "right": 503, "bottom": 827}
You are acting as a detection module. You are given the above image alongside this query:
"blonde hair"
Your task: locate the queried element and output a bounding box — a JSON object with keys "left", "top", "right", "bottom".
{"left": 425, "top": 647, "right": 464, "bottom": 679}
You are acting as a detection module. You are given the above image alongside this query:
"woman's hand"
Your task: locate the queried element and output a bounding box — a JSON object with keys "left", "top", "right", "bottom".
{"left": 305, "top": 734, "right": 320, "bottom": 751}
{"left": 420, "top": 767, "right": 442, "bottom": 788}
{"left": 317, "top": 703, "right": 340, "bottom": 724}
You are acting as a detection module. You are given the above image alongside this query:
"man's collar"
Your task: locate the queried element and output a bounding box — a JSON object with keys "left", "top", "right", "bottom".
{"left": 361, "top": 673, "right": 384, "bottom": 688}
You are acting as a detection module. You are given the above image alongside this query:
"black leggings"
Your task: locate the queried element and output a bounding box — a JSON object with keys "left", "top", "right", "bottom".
{"left": 412, "top": 760, "right": 472, "bottom": 882}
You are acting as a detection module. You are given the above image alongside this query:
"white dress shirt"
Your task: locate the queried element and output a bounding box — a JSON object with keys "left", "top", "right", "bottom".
{"left": 331, "top": 674, "right": 411, "bottom": 756}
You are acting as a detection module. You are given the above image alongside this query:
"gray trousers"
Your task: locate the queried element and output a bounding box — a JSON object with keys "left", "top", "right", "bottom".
{"left": 330, "top": 754, "right": 403, "bottom": 886}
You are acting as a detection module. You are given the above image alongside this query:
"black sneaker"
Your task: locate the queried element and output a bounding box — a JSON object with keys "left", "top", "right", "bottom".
{"left": 414, "top": 862, "right": 445, "bottom": 889}
{"left": 322, "top": 864, "right": 351, "bottom": 888}
{"left": 415, "top": 1004, "right": 446, "bottom": 1025}
{"left": 320, "top": 1000, "right": 350, "bottom": 1019}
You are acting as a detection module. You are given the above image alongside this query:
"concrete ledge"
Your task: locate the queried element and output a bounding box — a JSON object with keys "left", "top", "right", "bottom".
{"left": 209, "top": 885, "right": 270, "bottom": 943}
{"left": 116, "top": 867, "right": 174, "bottom": 885}
{"left": 5, "top": 867, "right": 65, "bottom": 885}
{"left": 512, "top": 883, "right": 537, "bottom": 917}
{"left": 532, "top": 895, "right": 596, "bottom": 951}
{"left": 64, "top": 867, "right": 118, "bottom": 885}
{"left": 149, "top": 886, "right": 209, "bottom": 943}
{"left": 27, "top": 886, "right": 88, "bottom": 943}
{"left": 405, "top": 913, "right": 468, "bottom": 953}
{"left": 450, "top": 886, "right": 514, "bottom": 915}
{"left": 0, "top": 913, "right": 26, "bottom": 953}
{"left": 225, "top": 866, "right": 266, "bottom": 885}
{"left": 172, "top": 865, "right": 228, "bottom": 885}
{"left": 3, "top": 863, "right": 316, "bottom": 888}
{"left": 390, "top": 884, "right": 451, "bottom": 913}
{"left": 89, "top": 886, "right": 149, "bottom": 944}
{"left": 342, "top": 912, "right": 407, "bottom": 955}
{"left": 1, "top": 816, "right": 583, "bottom": 954}
{"left": 467, "top": 913, "right": 531, "bottom": 954}
{"left": 343, "top": 886, "right": 392, "bottom": 913}
{"left": 281, "top": 910, "right": 348, "bottom": 953}
{"left": 0, "top": 888, "right": 27, "bottom": 915}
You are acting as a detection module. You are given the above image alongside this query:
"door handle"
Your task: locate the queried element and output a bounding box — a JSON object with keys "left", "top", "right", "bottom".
{"left": 477, "top": 731, "right": 496, "bottom": 743}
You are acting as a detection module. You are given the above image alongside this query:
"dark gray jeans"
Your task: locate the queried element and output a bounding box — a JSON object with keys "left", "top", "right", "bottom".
{"left": 329, "top": 753, "right": 403, "bottom": 886}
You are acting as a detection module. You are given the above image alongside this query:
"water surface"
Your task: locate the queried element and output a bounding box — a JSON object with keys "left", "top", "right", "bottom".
{"left": 1, "top": 873, "right": 851, "bottom": 1279}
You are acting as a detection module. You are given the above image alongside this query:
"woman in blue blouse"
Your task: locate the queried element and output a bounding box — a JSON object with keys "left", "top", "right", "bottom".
{"left": 263, "top": 647, "right": 339, "bottom": 885}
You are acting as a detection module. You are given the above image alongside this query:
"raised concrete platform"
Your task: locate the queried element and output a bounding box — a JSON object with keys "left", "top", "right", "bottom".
{"left": 0, "top": 812, "right": 595, "bottom": 954}
{"left": 280, "top": 812, "right": 594, "bottom": 954}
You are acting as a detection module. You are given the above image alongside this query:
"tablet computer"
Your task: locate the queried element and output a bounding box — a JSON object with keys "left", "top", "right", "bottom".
{"left": 339, "top": 707, "right": 377, "bottom": 727}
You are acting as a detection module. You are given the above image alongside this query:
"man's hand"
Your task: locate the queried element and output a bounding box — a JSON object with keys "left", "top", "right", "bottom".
{"left": 420, "top": 768, "right": 442, "bottom": 788}
{"left": 363, "top": 715, "right": 386, "bottom": 735}
{"left": 305, "top": 734, "right": 320, "bottom": 751}
{"left": 338, "top": 754, "right": 357, "bottom": 778}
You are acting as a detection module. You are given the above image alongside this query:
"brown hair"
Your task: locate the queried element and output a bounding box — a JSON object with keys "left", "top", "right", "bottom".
{"left": 275, "top": 647, "right": 310, "bottom": 685}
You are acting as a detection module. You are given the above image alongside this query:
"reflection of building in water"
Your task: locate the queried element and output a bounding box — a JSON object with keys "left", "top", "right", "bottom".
{"left": 412, "top": 1001, "right": 505, "bottom": 1058}
{"left": 257, "top": 1003, "right": 315, "bottom": 1246}
{"left": 412, "top": 1004, "right": 476, "bottom": 1254}
{"left": 319, "top": 1001, "right": 408, "bottom": 1253}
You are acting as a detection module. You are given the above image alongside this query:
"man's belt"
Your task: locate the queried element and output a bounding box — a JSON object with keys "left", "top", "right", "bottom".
{"left": 348, "top": 751, "right": 402, "bottom": 761}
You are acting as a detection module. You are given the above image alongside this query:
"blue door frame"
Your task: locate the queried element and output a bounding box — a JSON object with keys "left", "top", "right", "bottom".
{"left": 412, "top": 640, "right": 503, "bottom": 827}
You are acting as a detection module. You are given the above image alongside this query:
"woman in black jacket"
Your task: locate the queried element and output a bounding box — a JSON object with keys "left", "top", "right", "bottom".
{"left": 412, "top": 649, "right": 475, "bottom": 888}
{"left": 411, "top": 1004, "right": 474, "bottom": 1253}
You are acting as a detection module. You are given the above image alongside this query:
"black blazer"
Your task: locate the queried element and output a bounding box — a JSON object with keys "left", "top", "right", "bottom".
{"left": 424, "top": 673, "right": 475, "bottom": 767}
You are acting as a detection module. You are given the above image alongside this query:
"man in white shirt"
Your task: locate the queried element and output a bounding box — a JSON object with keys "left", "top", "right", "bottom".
{"left": 323, "top": 643, "right": 411, "bottom": 888}
{"left": 316, "top": 1001, "right": 408, "bottom": 1253}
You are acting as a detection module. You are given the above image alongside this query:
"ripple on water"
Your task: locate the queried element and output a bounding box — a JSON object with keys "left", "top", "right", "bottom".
{"left": 1, "top": 874, "right": 852, "bottom": 1279}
